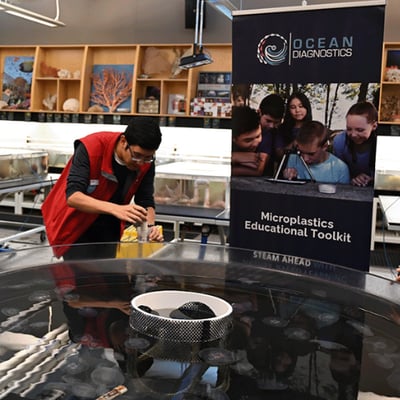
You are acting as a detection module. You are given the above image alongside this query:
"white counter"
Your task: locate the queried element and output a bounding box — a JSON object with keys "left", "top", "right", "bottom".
{"left": 156, "top": 161, "right": 230, "bottom": 180}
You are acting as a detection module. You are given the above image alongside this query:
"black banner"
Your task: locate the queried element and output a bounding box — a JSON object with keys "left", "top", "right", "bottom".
{"left": 230, "top": 2, "right": 385, "bottom": 270}
{"left": 233, "top": 4, "right": 385, "bottom": 84}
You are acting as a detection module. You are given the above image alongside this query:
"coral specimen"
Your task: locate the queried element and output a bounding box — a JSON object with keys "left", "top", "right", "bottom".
{"left": 171, "top": 48, "right": 191, "bottom": 78}
{"left": 63, "top": 98, "right": 80, "bottom": 112}
{"left": 40, "top": 61, "right": 59, "bottom": 77}
{"left": 42, "top": 93, "right": 57, "bottom": 110}
{"left": 142, "top": 47, "right": 172, "bottom": 76}
{"left": 385, "top": 66, "right": 400, "bottom": 82}
{"left": 88, "top": 104, "right": 104, "bottom": 113}
{"left": 57, "top": 69, "right": 72, "bottom": 79}
{"left": 380, "top": 95, "right": 400, "bottom": 121}
{"left": 90, "top": 68, "right": 132, "bottom": 112}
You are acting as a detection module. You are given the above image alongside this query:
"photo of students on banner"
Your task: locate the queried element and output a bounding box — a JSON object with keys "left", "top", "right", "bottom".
{"left": 282, "top": 120, "right": 350, "bottom": 184}
{"left": 276, "top": 92, "right": 313, "bottom": 160}
{"left": 333, "top": 101, "right": 379, "bottom": 187}
{"left": 231, "top": 84, "right": 379, "bottom": 188}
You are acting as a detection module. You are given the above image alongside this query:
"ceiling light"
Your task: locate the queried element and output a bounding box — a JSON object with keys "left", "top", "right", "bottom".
{"left": 180, "top": 0, "right": 213, "bottom": 69}
{"left": 0, "top": 0, "right": 65, "bottom": 27}
{"left": 205, "top": 0, "right": 237, "bottom": 20}
{"left": 179, "top": 52, "right": 213, "bottom": 69}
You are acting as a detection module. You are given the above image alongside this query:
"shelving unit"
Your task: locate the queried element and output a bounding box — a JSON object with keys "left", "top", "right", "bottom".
{"left": 83, "top": 45, "right": 137, "bottom": 114}
{"left": 375, "top": 45, "right": 400, "bottom": 248}
{"left": 0, "top": 43, "right": 232, "bottom": 122}
{"left": 378, "top": 42, "right": 400, "bottom": 124}
{"left": 31, "top": 46, "right": 85, "bottom": 112}
{"left": 133, "top": 44, "right": 191, "bottom": 116}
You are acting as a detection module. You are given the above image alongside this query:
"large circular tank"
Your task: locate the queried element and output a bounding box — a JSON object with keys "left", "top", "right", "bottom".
{"left": 0, "top": 242, "right": 399, "bottom": 400}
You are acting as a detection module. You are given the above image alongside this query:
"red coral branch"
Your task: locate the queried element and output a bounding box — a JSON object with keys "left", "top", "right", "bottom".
{"left": 90, "top": 68, "right": 132, "bottom": 112}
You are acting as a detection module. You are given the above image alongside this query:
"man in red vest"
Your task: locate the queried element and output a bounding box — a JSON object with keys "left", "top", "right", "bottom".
{"left": 42, "top": 117, "right": 163, "bottom": 259}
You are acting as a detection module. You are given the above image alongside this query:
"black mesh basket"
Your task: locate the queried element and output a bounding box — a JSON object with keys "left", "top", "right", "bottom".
{"left": 130, "top": 290, "right": 233, "bottom": 343}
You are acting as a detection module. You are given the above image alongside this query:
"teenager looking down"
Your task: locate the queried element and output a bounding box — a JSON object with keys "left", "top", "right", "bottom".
{"left": 231, "top": 105, "right": 267, "bottom": 177}
{"left": 257, "top": 93, "right": 285, "bottom": 176}
{"left": 283, "top": 120, "right": 350, "bottom": 184}
{"left": 42, "top": 117, "right": 163, "bottom": 259}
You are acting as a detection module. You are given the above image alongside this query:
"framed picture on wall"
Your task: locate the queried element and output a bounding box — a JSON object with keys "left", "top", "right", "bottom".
{"left": 90, "top": 64, "right": 133, "bottom": 112}
{"left": 2, "top": 56, "right": 34, "bottom": 109}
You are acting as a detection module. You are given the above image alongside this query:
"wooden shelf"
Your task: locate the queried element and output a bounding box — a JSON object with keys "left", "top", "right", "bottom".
{"left": 378, "top": 42, "right": 400, "bottom": 124}
{"left": 0, "top": 43, "right": 232, "bottom": 120}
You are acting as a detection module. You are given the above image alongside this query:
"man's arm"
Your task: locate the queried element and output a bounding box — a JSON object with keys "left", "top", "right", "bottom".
{"left": 66, "top": 143, "right": 147, "bottom": 225}
{"left": 67, "top": 191, "right": 147, "bottom": 224}
{"left": 231, "top": 151, "right": 268, "bottom": 176}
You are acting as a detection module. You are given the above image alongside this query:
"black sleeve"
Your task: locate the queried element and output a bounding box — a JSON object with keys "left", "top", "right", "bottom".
{"left": 133, "top": 162, "right": 156, "bottom": 209}
{"left": 66, "top": 142, "right": 90, "bottom": 199}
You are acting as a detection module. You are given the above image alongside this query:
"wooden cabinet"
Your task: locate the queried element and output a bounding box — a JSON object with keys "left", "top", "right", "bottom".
{"left": 83, "top": 45, "right": 137, "bottom": 114}
{"left": 31, "top": 45, "right": 86, "bottom": 112}
{"left": 378, "top": 42, "right": 400, "bottom": 124}
{"left": 0, "top": 43, "right": 232, "bottom": 120}
{"left": 133, "top": 44, "right": 191, "bottom": 116}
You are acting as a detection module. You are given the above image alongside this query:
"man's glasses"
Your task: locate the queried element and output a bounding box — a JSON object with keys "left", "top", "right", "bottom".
{"left": 127, "top": 146, "right": 154, "bottom": 164}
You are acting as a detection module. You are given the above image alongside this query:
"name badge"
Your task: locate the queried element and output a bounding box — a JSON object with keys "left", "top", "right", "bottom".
{"left": 87, "top": 179, "right": 100, "bottom": 194}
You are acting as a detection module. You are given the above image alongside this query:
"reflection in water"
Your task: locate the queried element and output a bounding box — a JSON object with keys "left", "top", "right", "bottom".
{"left": 0, "top": 251, "right": 400, "bottom": 399}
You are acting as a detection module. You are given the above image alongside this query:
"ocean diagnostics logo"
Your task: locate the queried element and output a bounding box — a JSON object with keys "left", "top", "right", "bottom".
{"left": 257, "top": 33, "right": 288, "bottom": 66}
{"left": 257, "top": 32, "right": 354, "bottom": 67}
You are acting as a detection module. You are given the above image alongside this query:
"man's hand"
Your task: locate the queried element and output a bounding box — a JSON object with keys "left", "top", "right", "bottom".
{"left": 283, "top": 167, "right": 298, "bottom": 181}
{"left": 67, "top": 191, "right": 147, "bottom": 225}
{"left": 111, "top": 204, "right": 147, "bottom": 225}
{"left": 148, "top": 225, "right": 164, "bottom": 242}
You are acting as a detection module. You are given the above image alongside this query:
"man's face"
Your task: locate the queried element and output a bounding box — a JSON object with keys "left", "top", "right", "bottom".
{"left": 260, "top": 113, "right": 281, "bottom": 130}
{"left": 296, "top": 138, "right": 327, "bottom": 165}
{"left": 120, "top": 135, "right": 155, "bottom": 171}
{"left": 233, "top": 125, "right": 262, "bottom": 151}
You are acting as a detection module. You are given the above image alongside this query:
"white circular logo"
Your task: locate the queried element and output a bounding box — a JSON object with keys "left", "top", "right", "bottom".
{"left": 257, "top": 33, "right": 288, "bottom": 66}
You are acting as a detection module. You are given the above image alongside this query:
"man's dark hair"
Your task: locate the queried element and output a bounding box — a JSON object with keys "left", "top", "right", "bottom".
{"left": 232, "top": 106, "right": 260, "bottom": 138}
{"left": 124, "top": 117, "right": 162, "bottom": 150}
{"left": 259, "top": 94, "right": 285, "bottom": 120}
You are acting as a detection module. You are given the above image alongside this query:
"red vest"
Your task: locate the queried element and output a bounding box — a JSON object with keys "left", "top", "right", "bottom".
{"left": 42, "top": 131, "right": 150, "bottom": 258}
